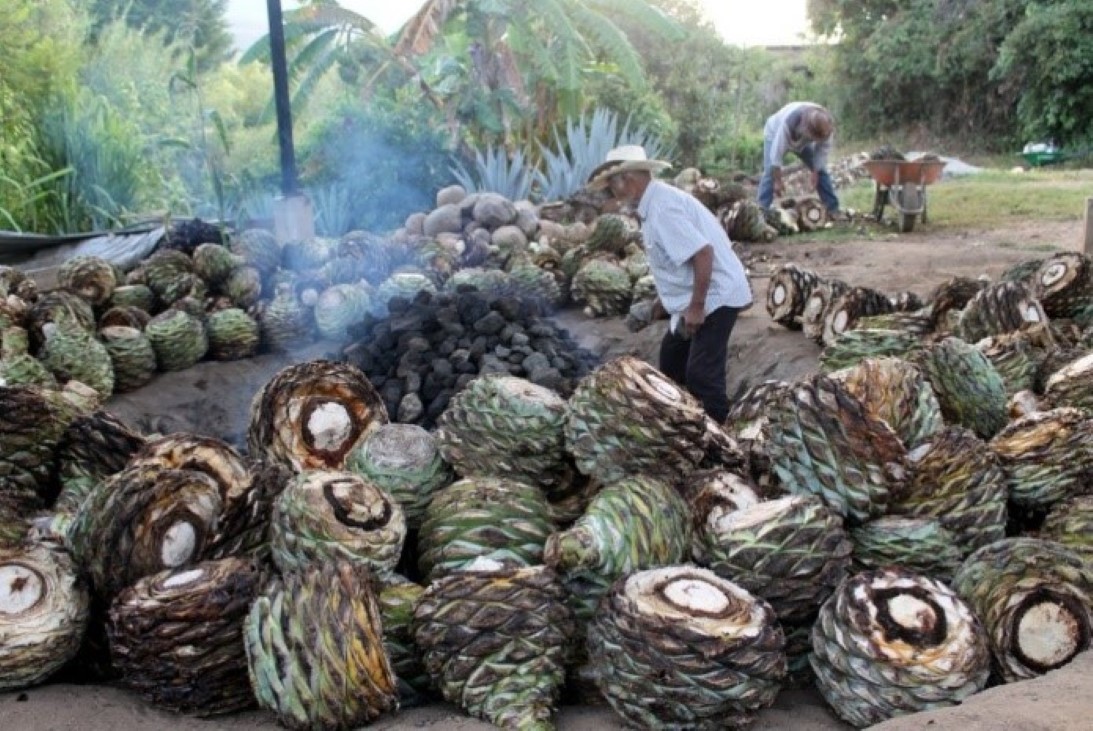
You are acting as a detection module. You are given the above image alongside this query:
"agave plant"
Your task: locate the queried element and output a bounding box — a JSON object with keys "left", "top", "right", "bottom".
{"left": 534, "top": 108, "right": 674, "bottom": 200}
{"left": 451, "top": 145, "right": 535, "bottom": 201}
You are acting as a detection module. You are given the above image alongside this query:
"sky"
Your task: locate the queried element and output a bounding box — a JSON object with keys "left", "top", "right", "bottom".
{"left": 224, "top": 0, "right": 812, "bottom": 52}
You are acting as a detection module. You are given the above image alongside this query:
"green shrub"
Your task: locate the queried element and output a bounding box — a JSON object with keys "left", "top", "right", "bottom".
{"left": 703, "top": 133, "right": 765, "bottom": 178}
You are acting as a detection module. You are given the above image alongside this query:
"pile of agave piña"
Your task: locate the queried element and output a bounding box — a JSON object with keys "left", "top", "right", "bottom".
{"left": 1, "top": 261, "right": 1092, "bottom": 731}
{"left": 0, "top": 183, "right": 669, "bottom": 411}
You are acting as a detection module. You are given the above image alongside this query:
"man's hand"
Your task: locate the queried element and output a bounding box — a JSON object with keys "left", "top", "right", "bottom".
{"left": 810, "top": 170, "right": 820, "bottom": 191}
{"left": 681, "top": 302, "right": 706, "bottom": 337}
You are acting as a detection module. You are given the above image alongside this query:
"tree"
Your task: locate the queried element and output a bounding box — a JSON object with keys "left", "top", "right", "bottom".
{"left": 391, "top": 0, "right": 682, "bottom": 146}
{"left": 89, "top": 0, "right": 233, "bottom": 70}
{"left": 805, "top": 0, "right": 1029, "bottom": 146}
{"left": 993, "top": 1, "right": 1093, "bottom": 145}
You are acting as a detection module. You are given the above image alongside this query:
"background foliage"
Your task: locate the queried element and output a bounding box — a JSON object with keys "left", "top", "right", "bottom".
{"left": 806, "top": 0, "right": 1093, "bottom": 149}
{"left": 1, "top": 0, "right": 1090, "bottom": 235}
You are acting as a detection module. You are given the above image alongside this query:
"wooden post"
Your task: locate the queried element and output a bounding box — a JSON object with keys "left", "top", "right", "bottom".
{"left": 1085, "top": 198, "right": 1093, "bottom": 255}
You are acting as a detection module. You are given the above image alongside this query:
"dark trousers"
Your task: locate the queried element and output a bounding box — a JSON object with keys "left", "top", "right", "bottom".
{"left": 659, "top": 306, "right": 739, "bottom": 423}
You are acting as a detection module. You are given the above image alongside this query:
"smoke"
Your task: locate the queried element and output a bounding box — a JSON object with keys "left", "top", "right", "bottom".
{"left": 303, "top": 104, "right": 452, "bottom": 236}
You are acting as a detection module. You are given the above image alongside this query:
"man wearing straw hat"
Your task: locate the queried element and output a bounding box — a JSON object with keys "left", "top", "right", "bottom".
{"left": 758, "top": 101, "right": 841, "bottom": 216}
{"left": 588, "top": 145, "right": 753, "bottom": 422}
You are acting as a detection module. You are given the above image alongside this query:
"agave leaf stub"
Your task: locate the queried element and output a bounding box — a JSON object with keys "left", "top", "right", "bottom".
{"left": 565, "top": 356, "right": 708, "bottom": 485}
{"left": 695, "top": 494, "right": 853, "bottom": 623}
{"left": 0, "top": 542, "right": 89, "bottom": 691}
{"left": 588, "top": 566, "right": 785, "bottom": 729}
{"left": 810, "top": 568, "right": 990, "bottom": 728}
{"left": 436, "top": 374, "right": 569, "bottom": 493}
{"left": 412, "top": 564, "right": 573, "bottom": 730}
{"left": 248, "top": 360, "right": 388, "bottom": 472}
{"left": 107, "top": 557, "right": 262, "bottom": 715}
{"left": 765, "top": 374, "right": 908, "bottom": 523}
{"left": 271, "top": 470, "right": 406, "bottom": 576}
{"left": 244, "top": 561, "right": 398, "bottom": 729}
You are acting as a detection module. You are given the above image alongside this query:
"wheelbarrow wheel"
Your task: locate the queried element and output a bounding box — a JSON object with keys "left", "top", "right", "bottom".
{"left": 899, "top": 211, "right": 917, "bottom": 233}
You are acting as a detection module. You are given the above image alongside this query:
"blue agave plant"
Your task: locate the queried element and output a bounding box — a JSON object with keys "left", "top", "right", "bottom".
{"left": 534, "top": 108, "right": 673, "bottom": 202}
{"left": 450, "top": 146, "right": 535, "bottom": 201}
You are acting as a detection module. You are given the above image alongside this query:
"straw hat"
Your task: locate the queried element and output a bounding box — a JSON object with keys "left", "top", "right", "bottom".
{"left": 587, "top": 145, "right": 671, "bottom": 190}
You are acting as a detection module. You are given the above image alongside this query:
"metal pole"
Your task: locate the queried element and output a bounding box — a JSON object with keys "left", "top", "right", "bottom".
{"left": 266, "top": 0, "right": 298, "bottom": 197}
{"left": 1084, "top": 197, "right": 1093, "bottom": 255}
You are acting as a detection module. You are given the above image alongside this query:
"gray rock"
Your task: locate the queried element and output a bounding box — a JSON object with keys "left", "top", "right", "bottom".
{"left": 473, "top": 194, "right": 517, "bottom": 229}
{"left": 522, "top": 352, "right": 551, "bottom": 374}
{"left": 490, "top": 225, "right": 528, "bottom": 259}
{"left": 404, "top": 212, "right": 427, "bottom": 236}
{"left": 423, "top": 204, "right": 464, "bottom": 237}
{"left": 436, "top": 185, "right": 467, "bottom": 208}
{"left": 514, "top": 207, "right": 539, "bottom": 238}
{"left": 397, "top": 392, "right": 424, "bottom": 423}
{"left": 479, "top": 354, "right": 510, "bottom": 375}
{"left": 528, "top": 366, "right": 564, "bottom": 392}
{"left": 473, "top": 311, "right": 507, "bottom": 335}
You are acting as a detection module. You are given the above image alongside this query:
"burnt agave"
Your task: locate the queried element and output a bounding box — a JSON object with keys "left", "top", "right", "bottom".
{"left": 68, "top": 464, "right": 223, "bottom": 601}
{"left": 544, "top": 475, "right": 691, "bottom": 625}
{"left": 588, "top": 566, "right": 786, "bottom": 729}
{"left": 417, "top": 476, "right": 553, "bottom": 583}
{"left": 565, "top": 356, "right": 707, "bottom": 485}
{"left": 694, "top": 494, "right": 852, "bottom": 624}
{"left": 248, "top": 360, "right": 388, "bottom": 472}
{"left": 989, "top": 407, "right": 1093, "bottom": 511}
{"left": 764, "top": 374, "right": 908, "bottom": 523}
{"left": 952, "top": 538, "right": 1093, "bottom": 683}
{"left": 107, "top": 557, "right": 262, "bottom": 715}
{"left": 0, "top": 542, "right": 89, "bottom": 691}
{"left": 766, "top": 263, "right": 822, "bottom": 330}
{"left": 436, "top": 374, "right": 570, "bottom": 494}
{"left": 345, "top": 423, "right": 453, "bottom": 530}
{"left": 811, "top": 568, "right": 991, "bottom": 728}
{"left": 270, "top": 470, "right": 406, "bottom": 576}
{"left": 829, "top": 356, "right": 943, "bottom": 448}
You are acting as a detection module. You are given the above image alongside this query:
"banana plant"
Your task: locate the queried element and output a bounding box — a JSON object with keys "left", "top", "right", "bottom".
{"left": 392, "top": 0, "right": 682, "bottom": 145}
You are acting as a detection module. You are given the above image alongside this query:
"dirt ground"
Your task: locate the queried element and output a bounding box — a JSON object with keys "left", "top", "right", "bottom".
{"left": 3, "top": 217, "right": 1090, "bottom": 730}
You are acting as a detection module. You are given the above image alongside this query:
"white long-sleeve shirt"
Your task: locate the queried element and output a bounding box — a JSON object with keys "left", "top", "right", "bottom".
{"left": 763, "top": 101, "right": 833, "bottom": 171}
{"left": 636, "top": 181, "right": 753, "bottom": 323}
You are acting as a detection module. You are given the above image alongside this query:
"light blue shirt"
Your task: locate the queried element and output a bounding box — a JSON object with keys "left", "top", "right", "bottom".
{"left": 636, "top": 180, "right": 753, "bottom": 319}
{"left": 764, "top": 101, "right": 833, "bottom": 171}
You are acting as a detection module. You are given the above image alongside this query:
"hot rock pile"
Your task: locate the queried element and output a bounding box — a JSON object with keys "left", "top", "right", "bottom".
{"left": 340, "top": 288, "right": 597, "bottom": 428}
{"left": 2, "top": 334, "right": 1093, "bottom": 730}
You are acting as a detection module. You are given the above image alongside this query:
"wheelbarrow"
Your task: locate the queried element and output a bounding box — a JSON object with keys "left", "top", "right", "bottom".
{"left": 863, "top": 158, "right": 947, "bottom": 232}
